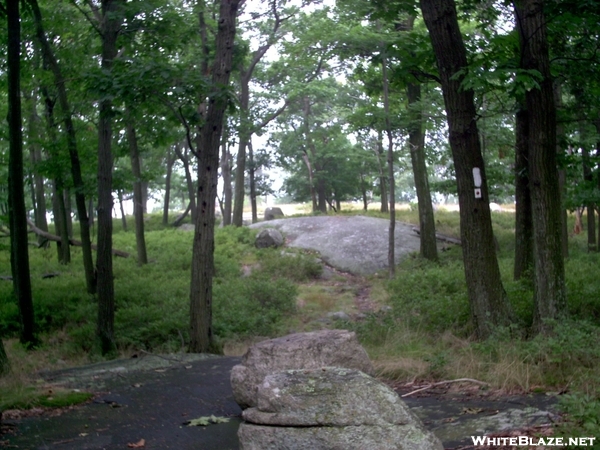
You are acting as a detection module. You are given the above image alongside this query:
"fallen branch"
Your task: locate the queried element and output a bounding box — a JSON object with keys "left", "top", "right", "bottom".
{"left": 411, "top": 227, "right": 462, "bottom": 245}
{"left": 401, "top": 378, "right": 489, "bottom": 397}
{"left": 26, "top": 218, "right": 130, "bottom": 258}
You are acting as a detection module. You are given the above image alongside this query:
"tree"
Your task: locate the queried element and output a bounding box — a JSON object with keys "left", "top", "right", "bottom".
{"left": 514, "top": 0, "right": 566, "bottom": 332}
{"left": 7, "top": 0, "right": 37, "bottom": 348}
{"left": 96, "top": 0, "right": 125, "bottom": 355}
{"left": 27, "top": 0, "right": 96, "bottom": 294}
{"left": 420, "top": 0, "right": 513, "bottom": 338}
{"left": 189, "top": 0, "right": 242, "bottom": 353}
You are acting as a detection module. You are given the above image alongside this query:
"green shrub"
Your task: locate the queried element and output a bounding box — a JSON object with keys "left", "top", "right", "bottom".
{"left": 213, "top": 275, "right": 297, "bottom": 337}
{"left": 256, "top": 248, "right": 323, "bottom": 281}
{"left": 387, "top": 258, "right": 471, "bottom": 334}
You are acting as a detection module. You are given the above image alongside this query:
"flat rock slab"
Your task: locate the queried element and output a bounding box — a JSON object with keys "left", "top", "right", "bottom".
{"left": 250, "top": 216, "right": 422, "bottom": 275}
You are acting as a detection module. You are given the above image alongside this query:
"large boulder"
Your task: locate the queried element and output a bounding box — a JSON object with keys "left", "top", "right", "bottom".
{"left": 230, "top": 330, "right": 373, "bottom": 409}
{"left": 255, "top": 228, "right": 284, "bottom": 248}
{"left": 238, "top": 367, "right": 443, "bottom": 450}
{"left": 264, "top": 207, "right": 284, "bottom": 221}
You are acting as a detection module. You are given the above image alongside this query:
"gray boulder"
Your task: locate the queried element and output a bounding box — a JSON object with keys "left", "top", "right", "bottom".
{"left": 264, "top": 207, "right": 284, "bottom": 221}
{"left": 239, "top": 367, "right": 443, "bottom": 450}
{"left": 255, "top": 228, "right": 284, "bottom": 249}
{"left": 230, "top": 330, "right": 373, "bottom": 409}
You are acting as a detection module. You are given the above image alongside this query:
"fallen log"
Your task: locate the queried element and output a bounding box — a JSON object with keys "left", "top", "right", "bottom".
{"left": 411, "top": 226, "right": 462, "bottom": 245}
{"left": 26, "top": 218, "right": 130, "bottom": 258}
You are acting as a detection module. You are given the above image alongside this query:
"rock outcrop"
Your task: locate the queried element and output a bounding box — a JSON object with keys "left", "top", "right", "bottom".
{"left": 238, "top": 367, "right": 443, "bottom": 450}
{"left": 264, "top": 207, "right": 284, "bottom": 221}
{"left": 231, "top": 330, "right": 373, "bottom": 409}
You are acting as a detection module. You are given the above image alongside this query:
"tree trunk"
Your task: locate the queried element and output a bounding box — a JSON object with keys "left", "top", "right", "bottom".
{"left": 382, "top": 52, "right": 396, "bottom": 278}
{"left": 581, "top": 125, "right": 596, "bottom": 252}
{"left": 96, "top": 0, "right": 124, "bottom": 356}
{"left": 7, "top": 0, "right": 37, "bottom": 347}
{"left": 26, "top": 93, "right": 49, "bottom": 245}
{"left": 316, "top": 171, "right": 328, "bottom": 213}
{"left": 64, "top": 189, "right": 73, "bottom": 237}
{"left": 163, "top": 146, "right": 175, "bottom": 226}
{"left": 407, "top": 82, "right": 437, "bottom": 261}
{"left": 421, "top": 0, "right": 513, "bottom": 338}
{"left": 553, "top": 81, "right": 568, "bottom": 258}
{"left": 126, "top": 114, "right": 148, "bottom": 265}
{"left": 302, "top": 97, "right": 322, "bottom": 213}
{"left": 29, "top": 0, "right": 96, "bottom": 294}
{"left": 375, "top": 132, "right": 388, "bottom": 213}
{"left": 174, "top": 143, "right": 197, "bottom": 223}
{"left": 514, "top": 0, "right": 566, "bottom": 333}
{"left": 117, "top": 189, "right": 127, "bottom": 231}
{"left": 232, "top": 76, "right": 250, "bottom": 227}
{"left": 248, "top": 141, "right": 258, "bottom": 223}
{"left": 514, "top": 106, "right": 534, "bottom": 280}
{"left": 595, "top": 117, "right": 600, "bottom": 250}
{"left": 189, "top": 0, "right": 240, "bottom": 353}
{"left": 51, "top": 182, "right": 70, "bottom": 263}
{"left": 220, "top": 133, "right": 233, "bottom": 225}
{"left": 0, "top": 338, "right": 9, "bottom": 376}
{"left": 302, "top": 152, "right": 318, "bottom": 212}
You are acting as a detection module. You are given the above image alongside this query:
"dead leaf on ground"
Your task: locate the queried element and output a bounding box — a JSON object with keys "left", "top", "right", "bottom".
{"left": 127, "top": 438, "right": 146, "bottom": 448}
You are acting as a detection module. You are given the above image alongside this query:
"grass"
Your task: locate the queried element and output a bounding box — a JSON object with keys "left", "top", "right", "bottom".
{"left": 1, "top": 204, "right": 600, "bottom": 437}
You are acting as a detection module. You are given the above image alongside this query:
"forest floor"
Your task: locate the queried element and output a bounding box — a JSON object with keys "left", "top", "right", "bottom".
{"left": 2, "top": 215, "right": 560, "bottom": 449}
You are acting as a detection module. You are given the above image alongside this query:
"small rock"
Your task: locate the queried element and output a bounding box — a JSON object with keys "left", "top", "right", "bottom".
{"left": 327, "top": 311, "right": 351, "bottom": 321}
{"left": 255, "top": 228, "right": 284, "bottom": 249}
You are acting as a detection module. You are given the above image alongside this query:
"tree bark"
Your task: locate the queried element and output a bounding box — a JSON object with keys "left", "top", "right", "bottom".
{"left": 514, "top": 106, "right": 534, "bottom": 280}
{"left": 220, "top": 132, "right": 233, "bottom": 225}
{"left": 232, "top": 74, "right": 250, "bottom": 226}
{"left": 189, "top": 0, "right": 240, "bottom": 353}
{"left": 7, "top": 0, "right": 37, "bottom": 348}
{"left": 375, "top": 132, "right": 388, "bottom": 213}
{"left": 248, "top": 141, "right": 258, "bottom": 223}
{"left": 407, "top": 82, "right": 438, "bottom": 261}
{"left": 421, "top": 0, "right": 513, "bottom": 338}
{"left": 29, "top": 0, "right": 96, "bottom": 294}
{"left": 126, "top": 113, "right": 148, "bottom": 266}
{"left": 96, "top": 0, "right": 124, "bottom": 355}
{"left": 382, "top": 51, "right": 396, "bottom": 278}
{"left": 514, "top": 0, "right": 566, "bottom": 333}
{"left": 0, "top": 339, "right": 9, "bottom": 376}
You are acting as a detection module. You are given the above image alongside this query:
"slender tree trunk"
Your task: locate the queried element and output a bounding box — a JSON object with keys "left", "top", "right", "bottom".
{"left": 302, "top": 152, "right": 318, "bottom": 212}
{"left": 581, "top": 126, "right": 596, "bottom": 252}
{"left": 52, "top": 182, "right": 70, "bottom": 263}
{"left": 29, "top": 0, "right": 95, "bottom": 293}
{"left": 189, "top": 0, "right": 240, "bottom": 353}
{"left": 220, "top": 132, "right": 233, "bottom": 225}
{"left": 26, "top": 93, "right": 49, "bottom": 244}
{"left": 0, "top": 338, "right": 9, "bottom": 376}
{"left": 407, "top": 82, "right": 437, "bottom": 261}
{"left": 117, "top": 189, "right": 127, "bottom": 231}
{"left": 554, "top": 82, "right": 568, "bottom": 258}
{"left": 232, "top": 77, "right": 250, "bottom": 227}
{"left": 163, "top": 146, "right": 175, "bottom": 226}
{"left": 421, "top": 0, "right": 513, "bottom": 338}
{"left": 126, "top": 114, "right": 148, "bottom": 265}
{"left": 96, "top": 0, "right": 124, "bottom": 355}
{"left": 316, "top": 171, "right": 328, "bottom": 213}
{"left": 514, "top": 106, "right": 534, "bottom": 279}
{"left": 174, "top": 143, "right": 197, "bottom": 223}
{"left": 248, "top": 141, "right": 258, "bottom": 223}
{"left": 64, "top": 189, "right": 73, "bottom": 237}
{"left": 375, "top": 132, "right": 388, "bottom": 213}
{"left": 382, "top": 52, "right": 396, "bottom": 277}
{"left": 514, "top": 0, "right": 566, "bottom": 332}
{"left": 7, "top": 0, "right": 37, "bottom": 348}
